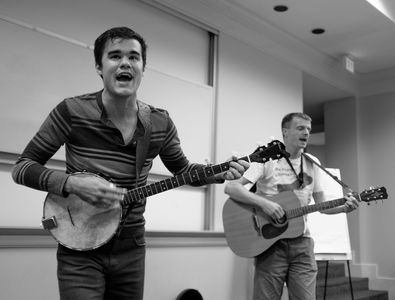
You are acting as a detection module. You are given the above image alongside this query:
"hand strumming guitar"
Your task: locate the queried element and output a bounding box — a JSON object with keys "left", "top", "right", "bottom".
{"left": 259, "top": 197, "right": 285, "bottom": 222}
{"left": 64, "top": 174, "right": 125, "bottom": 208}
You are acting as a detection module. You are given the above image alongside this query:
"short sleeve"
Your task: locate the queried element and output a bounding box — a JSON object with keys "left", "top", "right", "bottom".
{"left": 243, "top": 162, "right": 264, "bottom": 185}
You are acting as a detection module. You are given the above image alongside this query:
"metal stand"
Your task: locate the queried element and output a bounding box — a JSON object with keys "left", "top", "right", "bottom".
{"left": 346, "top": 260, "right": 355, "bottom": 300}
{"left": 322, "top": 260, "right": 354, "bottom": 300}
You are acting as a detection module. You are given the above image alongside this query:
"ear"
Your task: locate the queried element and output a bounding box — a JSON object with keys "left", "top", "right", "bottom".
{"left": 282, "top": 127, "right": 288, "bottom": 139}
{"left": 95, "top": 64, "right": 102, "bottom": 76}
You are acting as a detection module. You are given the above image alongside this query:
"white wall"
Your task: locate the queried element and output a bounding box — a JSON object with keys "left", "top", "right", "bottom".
{"left": 357, "top": 91, "right": 395, "bottom": 298}
{"left": 0, "top": 0, "right": 209, "bottom": 84}
{"left": 324, "top": 97, "right": 361, "bottom": 261}
{"left": 325, "top": 91, "right": 395, "bottom": 299}
{"left": 213, "top": 33, "right": 303, "bottom": 231}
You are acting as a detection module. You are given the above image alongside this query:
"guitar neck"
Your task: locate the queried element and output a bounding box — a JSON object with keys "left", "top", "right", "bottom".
{"left": 286, "top": 197, "right": 347, "bottom": 219}
{"left": 122, "top": 155, "right": 250, "bottom": 206}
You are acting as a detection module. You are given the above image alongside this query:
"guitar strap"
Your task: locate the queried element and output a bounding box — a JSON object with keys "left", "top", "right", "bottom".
{"left": 117, "top": 102, "right": 152, "bottom": 237}
{"left": 284, "top": 155, "right": 304, "bottom": 188}
{"left": 301, "top": 152, "right": 353, "bottom": 193}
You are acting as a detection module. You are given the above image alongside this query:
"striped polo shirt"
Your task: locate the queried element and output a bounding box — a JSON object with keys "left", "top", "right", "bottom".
{"left": 12, "top": 90, "right": 209, "bottom": 227}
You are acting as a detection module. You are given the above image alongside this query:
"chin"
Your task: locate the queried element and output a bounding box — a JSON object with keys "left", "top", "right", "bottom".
{"left": 299, "top": 143, "right": 307, "bottom": 148}
{"left": 114, "top": 88, "right": 135, "bottom": 97}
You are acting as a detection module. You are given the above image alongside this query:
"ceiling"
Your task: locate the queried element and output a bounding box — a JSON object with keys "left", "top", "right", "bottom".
{"left": 197, "top": 0, "right": 395, "bottom": 129}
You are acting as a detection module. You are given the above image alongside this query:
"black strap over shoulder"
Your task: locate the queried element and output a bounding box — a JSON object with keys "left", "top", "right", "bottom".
{"left": 284, "top": 154, "right": 304, "bottom": 188}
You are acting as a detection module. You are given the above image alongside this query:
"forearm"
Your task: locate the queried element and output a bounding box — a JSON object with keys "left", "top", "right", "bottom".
{"left": 225, "top": 181, "right": 262, "bottom": 206}
{"left": 12, "top": 102, "right": 71, "bottom": 195}
{"left": 12, "top": 157, "right": 70, "bottom": 196}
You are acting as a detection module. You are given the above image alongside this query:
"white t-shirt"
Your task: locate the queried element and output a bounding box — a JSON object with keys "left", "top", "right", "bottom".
{"left": 243, "top": 153, "right": 325, "bottom": 236}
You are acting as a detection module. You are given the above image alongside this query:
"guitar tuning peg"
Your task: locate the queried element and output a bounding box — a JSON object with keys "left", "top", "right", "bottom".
{"left": 232, "top": 151, "right": 240, "bottom": 157}
{"left": 204, "top": 158, "right": 212, "bottom": 166}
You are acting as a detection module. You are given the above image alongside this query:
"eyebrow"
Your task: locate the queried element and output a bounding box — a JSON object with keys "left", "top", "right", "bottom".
{"left": 297, "top": 125, "right": 311, "bottom": 130}
{"left": 107, "top": 49, "right": 141, "bottom": 56}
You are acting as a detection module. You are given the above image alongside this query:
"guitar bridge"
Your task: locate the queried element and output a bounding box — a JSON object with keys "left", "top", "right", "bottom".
{"left": 42, "top": 216, "right": 58, "bottom": 230}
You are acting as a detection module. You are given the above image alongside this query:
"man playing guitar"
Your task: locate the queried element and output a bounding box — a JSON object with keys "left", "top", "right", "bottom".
{"left": 224, "top": 112, "right": 359, "bottom": 300}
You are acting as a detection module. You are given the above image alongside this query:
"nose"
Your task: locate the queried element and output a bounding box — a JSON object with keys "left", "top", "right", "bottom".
{"left": 302, "top": 128, "right": 310, "bottom": 136}
{"left": 120, "top": 56, "right": 131, "bottom": 68}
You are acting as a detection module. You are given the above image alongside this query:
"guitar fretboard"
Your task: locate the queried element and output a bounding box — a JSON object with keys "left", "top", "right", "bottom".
{"left": 122, "top": 140, "right": 286, "bottom": 206}
{"left": 122, "top": 158, "right": 237, "bottom": 206}
{"left": 286, "top": 198, "right": 347, "bottom": 219}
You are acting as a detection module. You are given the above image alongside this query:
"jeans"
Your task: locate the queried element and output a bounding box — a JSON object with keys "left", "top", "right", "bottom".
{"left": 57, "top": 228, "right": 146, "bottom": 300}
{"left": 253, "top": 236, "right": 317, "bottom": 300}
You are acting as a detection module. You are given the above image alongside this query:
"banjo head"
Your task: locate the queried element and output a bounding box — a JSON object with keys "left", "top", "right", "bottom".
{"left": 43, "top": 173, "right": 123, "bottom": 251}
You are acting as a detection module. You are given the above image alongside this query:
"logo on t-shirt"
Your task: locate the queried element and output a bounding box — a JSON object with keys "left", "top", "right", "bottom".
{"left": 277, "top": 172, "right": 312, "bottom": 192}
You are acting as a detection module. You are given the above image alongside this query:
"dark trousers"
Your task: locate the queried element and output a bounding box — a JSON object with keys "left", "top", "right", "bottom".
{"left": 57, "top": 229, "right": 146, "bottom": 300}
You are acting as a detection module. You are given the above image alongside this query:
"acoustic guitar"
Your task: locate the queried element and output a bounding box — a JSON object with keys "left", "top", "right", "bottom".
{"left": 223, "top": 186, "right": 388, "bottom": 258}
{"left": 42, "top": 140, "right": 288, "bottom": 251}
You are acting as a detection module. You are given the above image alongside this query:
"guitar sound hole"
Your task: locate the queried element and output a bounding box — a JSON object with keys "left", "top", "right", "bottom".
{"left": 270, "top": 215, "right": 287, "bottom": 227}
{"left": 274, "top": 215, "right": 287, "bottom": 225}
{"left": 261, "top": 223, "right": 288, "bottom": 239}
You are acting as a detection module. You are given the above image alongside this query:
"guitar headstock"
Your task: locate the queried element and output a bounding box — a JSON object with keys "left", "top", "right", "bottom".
{"left": 249, "top": 140, "right": 289, "bottom": 164}
{"left": 360, "top": 186, "right": 388, "bottom": 203}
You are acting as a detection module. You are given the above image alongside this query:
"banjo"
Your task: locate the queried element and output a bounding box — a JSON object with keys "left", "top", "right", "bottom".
{"left": 42, "top": 140, "right": 287, "bottom": 251}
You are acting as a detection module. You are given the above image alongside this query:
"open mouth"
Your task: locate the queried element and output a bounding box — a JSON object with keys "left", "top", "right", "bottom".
{"left": 116, "top": 72, "right": 133, "bottom": 82}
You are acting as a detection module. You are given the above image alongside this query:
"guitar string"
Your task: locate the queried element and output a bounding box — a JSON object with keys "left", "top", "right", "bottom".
{"left": 123, "top": 143, "right": 284, "bottom": 205}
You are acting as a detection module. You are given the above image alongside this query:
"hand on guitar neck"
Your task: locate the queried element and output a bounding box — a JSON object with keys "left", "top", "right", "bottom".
{"left": 64, "top": 173, "right": 126, "bottom": 208}
{"left": 220, "top": 156, "right": 250, "bottom": 181}
{"left": 343, "top": 192, "right": 359, "bottom": 213}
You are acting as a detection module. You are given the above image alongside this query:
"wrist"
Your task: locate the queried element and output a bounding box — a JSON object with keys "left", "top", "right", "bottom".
{"left": 63, "top": 175, "right": 73, "bottom": 196}
{"left": 215, "top": 173, "right": 226, "bottom": 183}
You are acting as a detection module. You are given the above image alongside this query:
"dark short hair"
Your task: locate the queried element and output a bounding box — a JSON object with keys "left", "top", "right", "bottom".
{"left": 94, "top": 26, "right": 147, "bottom": 70}
{"left": 281, "top": 112, "right": 312, "bottom": 129}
